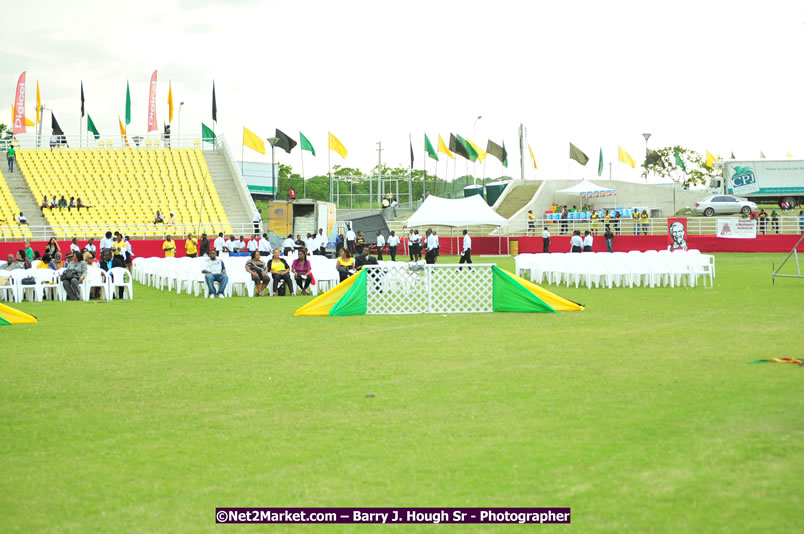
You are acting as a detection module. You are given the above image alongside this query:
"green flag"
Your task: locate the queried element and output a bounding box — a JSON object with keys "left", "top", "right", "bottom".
{"left": 201, "top": 122, "right": 216, "bottom": 143}
{"left": 760, "top": 151, "right": 766, "bottom": 159}
{"left": 299, "top": 131, "right": 315, "bottom": 156}
{"left": 87, "top": 114, "right": 100, "bottom": 140}
{"left": 598, "top": 148, "right": 603, "bottom": 176}
{"left": 456, "top": 134, "right": 478, "bottom": 162}
{"left": 125, "top": 81, "right": 131, "bottom": 125}
{"left": 502, "top": 141, "right": 508, "bottom": 168}
{"left": 569, "top": 143, "right": 589, "bottom": 166}
{"left": 424, "top": 134, "right": 438, "bottom": 161}
{"left": 673, "top": 148, "right": 686, "bottom": 171}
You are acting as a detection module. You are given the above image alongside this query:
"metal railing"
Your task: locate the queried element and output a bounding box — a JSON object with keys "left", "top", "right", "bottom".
{"left": 1, "top": 133, "right": 220, "bottom": 151}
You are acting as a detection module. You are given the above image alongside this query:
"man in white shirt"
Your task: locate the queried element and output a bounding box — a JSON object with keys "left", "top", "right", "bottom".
{"left": 201, "top": 250, "right": 228, "bottom": 298}
{"left": 570, "top": 230, "right": 583, "bottom": 253}
{"left": 387, "top": 231, "right": 399, "bottom": 261}
{"left": 583, "top": 230, "right": 593, "bottom": 252}
{"left": 305, "top": 233, "right": 317, "bottom": 254}
{"left": 247, "top": 234, "right": 258, "bottom": 253}
{"left": 459, "top": 229, "right": 472, "bottom": 265}
{"left": 85, "top": 238, "right": 97, "bottom": 257}
{"left": 282, "top": 234, "right": 296, "bottom": 256}
{"left": 542, "top": 226, "right": 550, "bottom": 254}
{"left": 316, "top": 228, "right": 328, "bottom": 255}
{"left": 214, "top": 232, "right": 225, "bottom": 254}
{"left": 345, "top": 224, "right": 356, "bottom": 254}
{"left": 258, "top": 233, "right": 271, "bottom": 255}
{"left": 224, "top": 235, "right": 234, "bottom": 254}
{"left": 375, "top": 231, "right": 386, "bottom": 261}
{"left": 99, "top": 231, "right": 114, "bottom": 251}
{"left": 425, "top": 229, "right": 437, "bottom": 264}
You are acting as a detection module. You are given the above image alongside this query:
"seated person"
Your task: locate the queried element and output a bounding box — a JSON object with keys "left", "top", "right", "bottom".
{"left": 76, "top": 197, "right": 87, "bottom": 210}
{"left": 201, "top": 250, "right": 228, "bottom": 298}
{"left": 68, "top": 197, "right": 76, "bottom": 211}
{"left": 58, "top": 196, "right": 68, "bottom": 210}
{"left": 40, "top": 196, "right": 49, "bottom": 211}
{"left": 16, "top": 250, "right": 32, "bottom": 269}
{"left": 0, "top": 254, "right": 21, "bottom": 286}
{"left": 355, "top": 246, "right": 378, "bottom": 270}
{"left": 38, "top": 254, "right": 52, "bottom": 268}
{"left": 17, "top": 212, "right": 28, "bottom": 225}
{"left": 245, "top": 250, "right": 269, "bottom": 297}
{"left": 291, "top": 249, "right": 313, "bottom": 296}
{"left": 50, "top": 196, "right": 58, "bottom": 210}
{"left": 49, "top": 252, "right": 63, "bottom": 270}
{"left": 61, "top": 252, "right": 87, "bottom": 301}
{"left": 268, "top": 248, "right": 293, "bottom": 296}
{"left": 336, "top": 248, "right": 355, "bottom": 283}
{"left": 154, "top": 210, "right": 164, "bottom": 225}
{"left": 282, "top": 234, "right": 296, "bottom": 256}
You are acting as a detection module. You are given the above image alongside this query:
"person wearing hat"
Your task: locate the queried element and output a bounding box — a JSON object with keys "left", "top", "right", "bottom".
{"left": 166, "top": 211, "right": 176, "bottom": 228}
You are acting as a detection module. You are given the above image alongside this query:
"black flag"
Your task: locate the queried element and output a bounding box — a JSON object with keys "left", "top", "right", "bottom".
{"left": 275, "top": 129, "right": 297, "bottom": 153}
{"left": 409, "top": 134, "right": 414, "bottom": 169}
{"left": 486, "top": 140, "right": 508, "bottom": 165}
{"left": 449, "top": 133, "right": 470, "bottom": 160}
{"left": 569, "top": 142, "right": 589, "bottom": 166}
{"left": 212, "top": 82, "right": 217, "bottom": 123}
{"left": 80, "top": 81, "right": 85, "bottom": 117}
{"left": 51, "top": 112, "right": 64, "bottom": 136}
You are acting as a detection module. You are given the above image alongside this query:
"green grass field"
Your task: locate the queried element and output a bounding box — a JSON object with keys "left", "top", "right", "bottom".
{"left": 1, "top": 254, "right": 802, "bottom": 533}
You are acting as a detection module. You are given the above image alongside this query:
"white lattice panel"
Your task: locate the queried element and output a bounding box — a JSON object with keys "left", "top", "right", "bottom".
{"left": 364, "top": 264, "right": 493, "bottom": 315}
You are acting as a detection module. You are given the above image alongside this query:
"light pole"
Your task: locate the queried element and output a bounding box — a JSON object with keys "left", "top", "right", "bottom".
{"left": 642, "top": 133, "right": 652, "bottom": 181}
{"left": 267, "top": 137, "right": 279, "bottom": 200}
{"left": 177, "top": 101, "right": 184, "bottom": 148}
{"left": 473, "top": 115, "right": 482, "bottom": 185}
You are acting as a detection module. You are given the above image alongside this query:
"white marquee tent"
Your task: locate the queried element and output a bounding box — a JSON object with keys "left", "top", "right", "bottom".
{"left": 556, "top": 180, "right": 616, "bottom": 198}
{"left": 404, "top": 195, "right": 507, "bottom": 228}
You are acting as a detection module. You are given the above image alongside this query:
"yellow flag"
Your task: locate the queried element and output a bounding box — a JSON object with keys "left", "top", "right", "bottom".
{"left": 12, "top": 106, "right": 35, "bottom": 127}
{"left": 705, "top": 150, "right": 718, "bottom": 169}
{"left": 786, "top": 151, "right": 793, "bottom": 158}
{"left": 328, "top": 132, "right": 347, "bottom": 159}
{"left": 118, "top": 116, "right": 130, "bottom": 147}
{"left": 36, "top": 81, "right": 41, "bottom": 125}
{"left": 467, "top": 138, "right": 487, "bottom": 163}
{"left": 168, "top": 81, "right": 174, "bottom": 122}
{"left": 437, "top": 134, "right": 454, "bottom": 159}
{"left": 618, "top": 146, "right": 635, "bottom": 168}
{"left": 528, "top": 144, "right": 538, "bottom": 170}
{"left": 243, "top": 127, "right": 266, "bottom": 155}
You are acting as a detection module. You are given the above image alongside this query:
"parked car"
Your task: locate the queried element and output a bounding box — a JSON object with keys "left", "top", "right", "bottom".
{"left": 694, "top": 195, "right": 757, "bottom": 217}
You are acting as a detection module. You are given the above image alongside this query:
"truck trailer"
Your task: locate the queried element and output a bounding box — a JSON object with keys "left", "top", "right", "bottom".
{"left": 711, "top": 159, "right": 804, "bottom": 208}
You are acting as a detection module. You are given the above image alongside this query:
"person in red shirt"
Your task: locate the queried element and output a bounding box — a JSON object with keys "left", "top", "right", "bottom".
{"left": 289, "top": 187, "right": 296, "bottom": 201}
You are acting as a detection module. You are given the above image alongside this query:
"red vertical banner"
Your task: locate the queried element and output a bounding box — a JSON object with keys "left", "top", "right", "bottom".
{"left": 13, "top": 71, "right": 27, "bottom": 135}
{"left": 147, "top": 70, "right": 158, "bottom": 132}
{"left": 667, "top": 217, "right": 688, "bottom": 251}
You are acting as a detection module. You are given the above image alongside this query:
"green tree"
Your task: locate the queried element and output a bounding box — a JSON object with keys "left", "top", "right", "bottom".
{"left": 642, "top": 146, "right": 720, "bottom": 187}
{"left": 0, "top": 123, "right": 11, "bottom": 142}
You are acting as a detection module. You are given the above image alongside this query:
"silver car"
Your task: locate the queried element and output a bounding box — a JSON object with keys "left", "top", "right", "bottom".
{"left": 694, "top": 195, "right": 757, "bottom": 216}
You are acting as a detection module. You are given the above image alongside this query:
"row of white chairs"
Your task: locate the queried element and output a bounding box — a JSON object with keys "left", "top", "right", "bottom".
{"left": 515, "top": 250, "right": 715, "bottom": 289}
{"left": 0, "top": 266, "right": 133, "bottom": 302}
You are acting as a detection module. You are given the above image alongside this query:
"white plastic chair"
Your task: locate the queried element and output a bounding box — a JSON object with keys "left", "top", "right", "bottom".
{"left": 82, "top": 268, "right": 111, "bottom": 301}
{"left": 109, "top": 267, "right": 133, "bottom": 299}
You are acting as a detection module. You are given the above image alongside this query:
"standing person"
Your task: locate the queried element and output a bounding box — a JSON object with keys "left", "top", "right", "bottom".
{"left": 224, "top": 234, "right": 234, "bottom": 254}
{"left": 375, "top": 231, "right": 385, "bottom": 261}
{"left": 641, "top": 209, "right": 650, "bottom": 236}
{"left": 162, "top": 235, "right": 176, "bottom": 257}
{"left": 433, "top": 231, "right": 440, "bottom": 259}
{"left": 316, "top": 228, "right": 327, "bottom": 255}
{"left": 590, "top": 210, "right": 600, "bottom": 235}
{"left": 604, "top": 224, "right": 614, "bottom": 253}
{"left": 291, "top": 249, "right": 313, "bottom": 296}
{"left": 632, "top": 208, "right": 640, "bottom": 235}
{"left": 570, "top": 230, "right": 583, "bottom": 253}
{"left": 253, "top": 209, "right": 262, "bottom": 234}
{"left": 345, "top": 224, "right": 356, "bottom": 254}
{"left": 201, "top": 250, "right": 228, "bottom": 298}
{"left": 199, "top": 233, "right": 211, "bottom": 257}
{"left": 582, "top": 230, "right": 593, "bottom": 252}
{"left": 245, "top": 251, "right": 269, "bottom": 297}
{"left": 247, "top": 234, "right": 259, "bottom": 253}
{"left": 527, "top": 210, "right": 535, "bottom": 233}
{"left": 388, "top": 230, "right": 399, "bottom": 261}
{"left": 758, "top": 209, "right": 768, "bottom": 234}
{"left": 425, "top": 229, "right": 437, "bottom": 264}
{"left": 7, "top": 144, "right": 15, "bottom": 172}
{"left": 45, "top": 237, "right": 61, "bottom": 258}
{"left": 408, "top": 230, "right": 416, "bottom": 261}
{"left": 304, "top": 233, "right": 317, "bottom": 254}
{"left": 185, "top": 233, "right": 198, "bottom": 258}
{"left": 459, "top": 229, "right": 472, "bottom": 265}
{"left": 542, "top": 226, "right": 551, "bottom": 253}
{"left": 355, "top": 231, "right": 366, "bottom": 254}
{"left": 61, "top": 252, "right": 88, "bottom": 301}
{"left": 289, "top": 187, "right": 296, "bottom": 201}
{"left": 258, "top": 232, "right": 272, "bottom": 257}
{"left": 123, "top": 236, "right": 134, "bottom": 269}
{"left": 799, "top": 210, "right": 804, "bottom": 234}
{"left": 614, "top": 211, "right": 621, "bottom": 235}
{"left": 214, "top": 232, "right": 225, "bottom": 255}
{"left": 771, "top": 208, "right": 780, "bottom": 234}
{"left": 100, "top": 231, "right": 114, "bottom": 251}
{"left": 560, "top": 206, "right": 569, "bottom": 235}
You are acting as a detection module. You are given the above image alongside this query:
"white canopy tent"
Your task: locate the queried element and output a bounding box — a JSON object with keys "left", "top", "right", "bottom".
{"left": 556, "top": 179, "right": 617, "bottom": 210}
{"left": 404, "top": 195, "right": 507, "bottom": 228}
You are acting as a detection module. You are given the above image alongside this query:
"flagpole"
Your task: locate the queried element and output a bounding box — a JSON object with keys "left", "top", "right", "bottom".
{"left": 328, "top": 148, "right": 332, "bottom": 204}
{"left": 300, "top": 149, "right": 306, "bottom": 198}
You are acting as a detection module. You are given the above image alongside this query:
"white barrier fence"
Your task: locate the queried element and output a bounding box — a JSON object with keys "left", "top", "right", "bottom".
{"left": 515, "top": 250, "right": 715, "bottom": 289}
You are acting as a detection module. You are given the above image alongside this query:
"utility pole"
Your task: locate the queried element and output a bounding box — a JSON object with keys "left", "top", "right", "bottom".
{"left": 376, "top": 141, "right": 383, "bottom": 208}
{"left": 519, "top": 123, "right": 526, "bottom": 181}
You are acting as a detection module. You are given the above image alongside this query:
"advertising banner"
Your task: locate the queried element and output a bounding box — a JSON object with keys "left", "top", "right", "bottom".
{"left": 717, "top": 218, "right": 757, "bottom": 239}
{"left": 147, "top": 70, "right": 158, "bottom": 132}
{"left": 13, "top": 71, "right": 26, "bottom": 135}
{"left": 667, "top": 217, "right": 688, "bottom": 251}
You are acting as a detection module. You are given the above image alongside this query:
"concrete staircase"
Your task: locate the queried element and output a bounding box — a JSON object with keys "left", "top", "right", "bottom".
{"left": 3, "top": 165, "right": 51, "bottom": 233}
{"left": 495, "top": 182, "right": 542, "bottom": 218}
{"left": 202, "top": 151, "right": 253, "bottom": 226}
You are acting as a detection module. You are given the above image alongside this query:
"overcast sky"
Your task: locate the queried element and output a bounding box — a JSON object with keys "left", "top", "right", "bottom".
{"left": 4, "top": 0, "right": 803, "bottom": 183}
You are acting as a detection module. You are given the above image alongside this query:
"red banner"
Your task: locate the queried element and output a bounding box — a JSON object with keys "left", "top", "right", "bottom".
{"left": 667, "top": 217, "right": 688, "bottom": 251}
{"left": 147, "top": 70, "right": 158, "bottom": 132}
{"left": 13, "top": 71, "right": 27, "bottom": 135}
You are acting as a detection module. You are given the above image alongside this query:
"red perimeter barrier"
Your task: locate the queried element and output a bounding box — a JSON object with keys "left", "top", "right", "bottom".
{"left": 2, "top": 234, "right": 802, "bottom": 261}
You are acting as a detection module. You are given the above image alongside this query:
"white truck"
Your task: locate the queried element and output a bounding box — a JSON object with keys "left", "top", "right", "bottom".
{"left": 711, "top": 159, "right": 804, "bottom": 208}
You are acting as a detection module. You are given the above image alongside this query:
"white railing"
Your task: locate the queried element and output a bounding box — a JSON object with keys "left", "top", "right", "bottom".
{"left": 1, "top": 133, "right": 220, "bottom": 151}
{"left": 1, "top": 222, "right": 261, "bottom": 242}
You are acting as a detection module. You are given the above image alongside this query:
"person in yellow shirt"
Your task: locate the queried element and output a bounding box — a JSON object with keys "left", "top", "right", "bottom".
{"left": 590, "top": 210, "right": 600, "bottom": 235}
{"left": 336, "top": 248, "right": 355, "bottom": 283}
{"left": 162, "top": 235, "right": 177, "bottom": 257}
{"left": 527, "top": 210, "right": 535, "bottom": 233}
{"left": 112, "top": 234, "right": 127, "bottom": 259}
{"left": 185, "top": 233, "right": 198, "bottom": 258}
{"left": 268, "top": 248, "right": 293, "bottom": 296}
{"left": 641, "top": 209, "right": 650, "bottom": 235}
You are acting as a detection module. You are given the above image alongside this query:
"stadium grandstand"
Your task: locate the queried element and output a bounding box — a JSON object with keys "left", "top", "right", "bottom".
{"left": 0, "top": 136, "right": 258, "bottom": 241}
